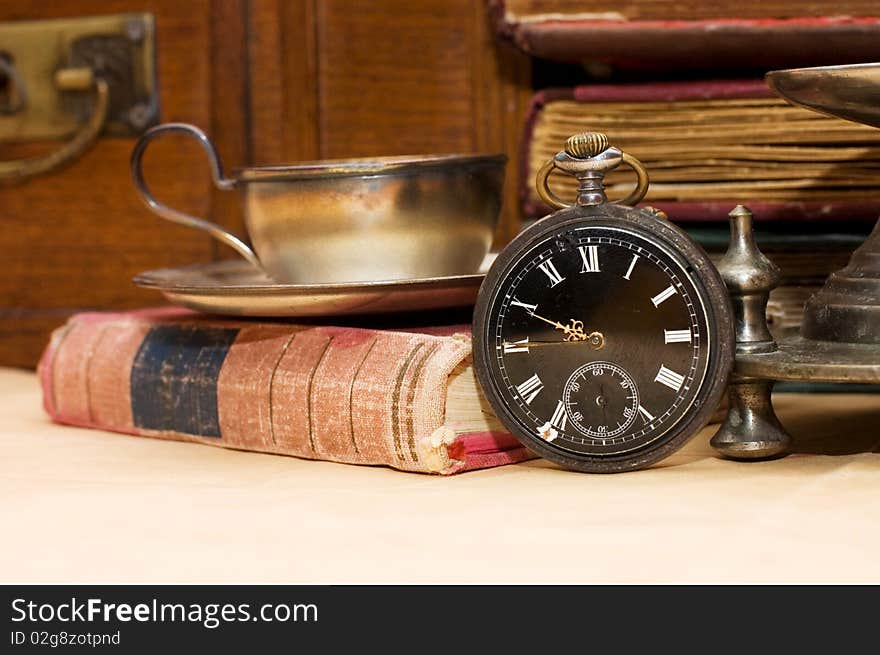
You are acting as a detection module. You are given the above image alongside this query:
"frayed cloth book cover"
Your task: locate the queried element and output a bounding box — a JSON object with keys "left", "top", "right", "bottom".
{"left": 38, "top": 309, "right": 532, "bottom": 475}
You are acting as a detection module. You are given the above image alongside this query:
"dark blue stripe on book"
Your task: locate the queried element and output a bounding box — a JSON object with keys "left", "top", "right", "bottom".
{"left": 130, "top": 325, "right": 240, "bottom": 437}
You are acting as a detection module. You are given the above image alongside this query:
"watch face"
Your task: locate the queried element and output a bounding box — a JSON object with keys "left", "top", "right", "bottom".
{"left": 475, "top": 212, "right": 729, "bottom": 471}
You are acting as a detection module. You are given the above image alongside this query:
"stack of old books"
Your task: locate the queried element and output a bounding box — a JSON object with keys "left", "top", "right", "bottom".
{"left": 493, "top": 0, "right": 880, "bottom": 337}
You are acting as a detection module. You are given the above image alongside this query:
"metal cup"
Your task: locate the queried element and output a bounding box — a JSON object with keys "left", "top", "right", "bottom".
{"left": 131, "top": 123, "right": 506, "bottom": 284}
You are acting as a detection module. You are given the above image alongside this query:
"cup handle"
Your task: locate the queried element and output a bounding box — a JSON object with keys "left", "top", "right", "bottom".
{"left": 130, "top": 122, "right": 261, "bottom": 269}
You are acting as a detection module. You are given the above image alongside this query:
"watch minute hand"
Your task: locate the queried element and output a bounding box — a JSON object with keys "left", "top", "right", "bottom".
{"left": 529, "top": 312, "right": 566, "bottom": 331}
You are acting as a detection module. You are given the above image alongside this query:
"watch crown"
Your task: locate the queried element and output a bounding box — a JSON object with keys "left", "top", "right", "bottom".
{"left": 565, "top": 132, "right": 609, "bottom": 159}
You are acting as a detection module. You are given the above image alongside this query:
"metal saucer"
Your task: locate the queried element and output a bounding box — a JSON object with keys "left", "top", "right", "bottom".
{"left": 133, "top": 260, "right": 487, "bottom": 317}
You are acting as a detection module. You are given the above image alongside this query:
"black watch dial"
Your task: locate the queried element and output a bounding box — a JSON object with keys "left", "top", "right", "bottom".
{"left": 480, "top": 222, "right": 715, "bottom": 462}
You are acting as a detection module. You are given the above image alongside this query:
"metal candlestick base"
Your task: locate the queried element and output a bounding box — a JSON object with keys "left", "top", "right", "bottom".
{"left": 711, "top": 206, "right": 791, "bottom": 459}
{"left": 710, "top": 379, "right": 790, "bottom": 459}
{"left": 712, "top": 205, "right": 880, "bottom": 460}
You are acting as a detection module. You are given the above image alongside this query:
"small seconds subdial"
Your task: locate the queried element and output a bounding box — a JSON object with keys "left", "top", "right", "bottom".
{"left": 563, "top": 362, "right": 639, "bottom": 439}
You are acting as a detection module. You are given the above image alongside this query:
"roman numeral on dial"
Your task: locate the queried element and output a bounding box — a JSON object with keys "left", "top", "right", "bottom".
{"left": 623, "top": 254, "right": 639, "bottom": 280}
{"left": 637, "top": 405, "right": 655, "bottom": 423}
{"left": 664, "top": 329, "right": 692, "bottom": 344}
{"left": 510, "top": 297, "right": 537, "bottom": 313}
{"left": 654, "top": 365, "right": 685, "bottom": 392}
{"left": 548, "top": 400, "right": 568, "bottom": 430}
{"left": 537, "top": 258, "right": 566, "bottom": 287}
{"left": 515, "top": 374, "right": 544, "bottom": 404}
{"left": 651, "top": 285, "right": 677, "bottom": 307}
{"left": 578, "top": 245, "right": 600, "bottom": 273}
{"left": 502, "top": 337, "right": 530, "bottom": 354}
{"left": 537, "top": 401, "right": 567, "bottom": 442}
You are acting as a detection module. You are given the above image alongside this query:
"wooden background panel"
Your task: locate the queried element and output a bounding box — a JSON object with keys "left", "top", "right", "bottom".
{"left": 209, "top": 0, "right": 250, "bottom": 245}
{"left": 0, "top": 0, "right": 248, "bottom": 368}
{"left": 317, "top": 0, "right": 478, "bottom": 156}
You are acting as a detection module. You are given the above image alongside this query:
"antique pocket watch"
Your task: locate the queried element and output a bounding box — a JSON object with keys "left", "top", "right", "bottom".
{"left": 473, "top": 133, "right": 734, "bottom": 473}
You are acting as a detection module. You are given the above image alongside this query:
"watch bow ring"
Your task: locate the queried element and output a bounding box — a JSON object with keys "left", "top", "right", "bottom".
{"left": 536, "top": 132, "right": 650, "bottom": 210}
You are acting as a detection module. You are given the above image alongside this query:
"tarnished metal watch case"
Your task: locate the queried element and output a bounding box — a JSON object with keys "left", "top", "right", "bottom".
{"left": 473, "top": 132, "right": 734, "bottom": 473}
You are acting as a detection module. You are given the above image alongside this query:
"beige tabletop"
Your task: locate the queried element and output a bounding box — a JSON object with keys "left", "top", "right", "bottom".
{"left": 2, "top": 366, "right": 879, "bottom": 584}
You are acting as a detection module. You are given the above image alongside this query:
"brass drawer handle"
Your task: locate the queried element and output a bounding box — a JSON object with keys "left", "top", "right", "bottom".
{"left": 0, "top": 66, "right": 109, "bottom": 183}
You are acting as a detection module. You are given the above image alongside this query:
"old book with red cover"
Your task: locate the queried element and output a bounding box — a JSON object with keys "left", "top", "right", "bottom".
{"left": 489, "top": 0, "right": 880, "bottom": 70}
{"left": 521, "top": 79, "right": 880, "bottom": 223}
{"left": 38, "top": 309, "right": 531, "bottom": 475}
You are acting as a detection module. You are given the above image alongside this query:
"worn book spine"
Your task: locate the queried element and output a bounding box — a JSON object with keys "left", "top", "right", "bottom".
{"left": 37, "top": 310, "right": 531, "bottom": 475}
{"left": 489, "top": 0, "right": 880, "bottom": 70}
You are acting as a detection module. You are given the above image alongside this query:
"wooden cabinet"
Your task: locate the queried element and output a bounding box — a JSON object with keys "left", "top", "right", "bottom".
{"left": 0, "top": 1, "right": 530, "bottom": 368}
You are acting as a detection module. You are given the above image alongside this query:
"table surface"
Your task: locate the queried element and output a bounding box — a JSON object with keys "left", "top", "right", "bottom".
{"left": 2, "top": 366, "right": 879, "bottom": 584}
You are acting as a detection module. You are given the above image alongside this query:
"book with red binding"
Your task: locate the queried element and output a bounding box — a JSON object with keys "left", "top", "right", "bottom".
{"left": 38, "top": 309, "right": 532, "bottom": 475}
{"left": 489, "top": 0, "right": 880, "bottom": 71}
